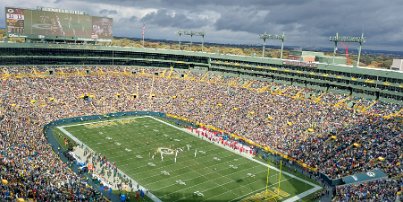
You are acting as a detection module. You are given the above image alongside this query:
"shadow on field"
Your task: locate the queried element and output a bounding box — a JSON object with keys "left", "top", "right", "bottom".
{"left": 152, "top": 191, "right": 237, "bottom": 202}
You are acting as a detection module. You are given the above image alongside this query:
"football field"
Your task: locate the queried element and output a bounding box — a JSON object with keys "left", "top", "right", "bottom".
{"left": 56, "top": 116, "right": 321, "bottom": 201}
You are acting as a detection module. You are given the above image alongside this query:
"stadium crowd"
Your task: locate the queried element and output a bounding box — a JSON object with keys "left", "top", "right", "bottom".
{"left": 333, "top": 178, "right": 402, "bottom": 202}
{"left": 0, "top": 66, "right": 401, "bottom": 201}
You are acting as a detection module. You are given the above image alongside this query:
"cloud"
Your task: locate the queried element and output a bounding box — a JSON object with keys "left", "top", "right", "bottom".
{"left": 0, "top": 0, "right": 402, "bottom": 50}
{"left": 99, "top": 9, "right": 118, "bottom": 16}
{"left": 141, "top": 9, "right": 209, "bottom": 29}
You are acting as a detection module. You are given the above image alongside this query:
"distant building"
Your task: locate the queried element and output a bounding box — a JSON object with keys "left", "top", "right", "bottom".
{"left": 288, "top": 50, "right": 303, "bottom": 60}
{"left": 288, "top": 50, "right": 325, "bottom": 62}
{"left": 288, "top": 50, "right": 347, "bottom": 65}
{"left": 390, "top": 59, "right": 403, "bottom": 71}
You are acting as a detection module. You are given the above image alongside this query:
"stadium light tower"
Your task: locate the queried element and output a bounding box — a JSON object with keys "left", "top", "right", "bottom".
{"left": 184, "top": 31, "right": 195, "bottom": 46}
{"left": 278, "top": 33, "right": 286, "bottom": 59}
{"left": 179, "top": 30, "right": 206, "bottom": 51}
{"left": 329, "top": 33, "right": 365, "bottom": 67}
{"left": 199, "top": 32, "right": 206, "bottom": 52}
{"left": 177, "top": 31, "right": 184, "bottom": 49}
{"left": 259, "top": 32, "right": 271, "bottom": 57}
{"left": 259, "top": 32, "right": 286, "bottom": 58}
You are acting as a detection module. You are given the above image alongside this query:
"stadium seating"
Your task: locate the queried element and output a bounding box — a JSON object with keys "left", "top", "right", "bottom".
{"left": 334, "top": 178, "right": 402, "bottom": 201}
{"left": 0, "top": 66, "right": 401, "bottom": 201}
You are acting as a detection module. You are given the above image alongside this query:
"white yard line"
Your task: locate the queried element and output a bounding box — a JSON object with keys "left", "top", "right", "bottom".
{"left": 58, "top": 116, "right": 322, "bottom": 202}
{"left": 151, "top": 158, "right": 264, "bottom": 193}
{"left": 139, "top": 152, "right": 236, "bottom": 184}
{"left": 172, "top": 171, "right": 276, "bottom": 202}
{"left": 108, "top": 143, "right": 224, "bottom": 172}
{"left": 148, "top": 116, "right": 323, "bottom": 202}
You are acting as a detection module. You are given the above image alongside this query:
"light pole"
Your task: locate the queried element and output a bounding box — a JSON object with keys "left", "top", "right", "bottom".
{"left": 259, "top": 32, "right": 285, "bottom": 58}
{"left": 356, "top": 33, "right": 364, "bottom": 67}
{"left": 332, "top": 32, "right": 339, "bottom": 64}
{"left": 177, "top": 31, "right": 183, "bottom": 49}
{"left": 279, "top": 33, "right": 285, "bottom": 59}
{"left": 199, "top": 32, "right": 205, "bottom": 51}
{"left": 184, "top": 31, "right": 195, "bottom": 46}
{"left": 180, "top": 30, "right": 206, "bottom": 51}
{"left": 329, "top": 33, "right": 365, "bottom": 67}
{"left": 259, "top": 32, "right": 271, "bottom": 57}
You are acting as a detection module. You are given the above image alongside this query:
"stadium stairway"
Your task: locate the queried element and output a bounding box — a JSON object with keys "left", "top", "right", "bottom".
{"left": 312, "top": 93, "right": 326, "bottom": 104}
{"left": 360, "top": 100, "right": 378, "bottom": 113}
{"left": 334, "top": 96, "right": 351, "bottom": 108}
{"left": 384, "top": 108, "right": 402, "bottom": 119}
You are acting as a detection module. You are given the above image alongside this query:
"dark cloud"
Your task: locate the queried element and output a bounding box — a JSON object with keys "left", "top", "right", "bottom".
{"left": 141, "top": 9, "right": 209, "bottom": 29}
{"left": 214, "top": 7, "right": 270, "bottom": 33}
{"left": 0, "top": 0, "right": 402, "bottom": 50}
{"left": 99, "top": 9, "right": 118, "bottom": 16}
{"left": 113, "top": 16, "right": 139, "bottom": 37}
{"left": 123, "top": 16, "right": 137, "bottom": 23}
{"left": 211, "top": 0, "right": 403, "bottom": 50}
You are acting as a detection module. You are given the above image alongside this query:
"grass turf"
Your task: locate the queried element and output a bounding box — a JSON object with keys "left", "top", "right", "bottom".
{"left": 57, "top": 116, "right": 318, "bottom": 202}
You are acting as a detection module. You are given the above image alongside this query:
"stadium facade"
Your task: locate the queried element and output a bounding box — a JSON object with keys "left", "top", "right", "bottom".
{"left": 0, "top": 42, "right": 402, "bottom": 104}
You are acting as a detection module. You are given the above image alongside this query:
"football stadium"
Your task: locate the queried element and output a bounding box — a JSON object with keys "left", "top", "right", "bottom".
{"left": 0, "top": 4, "right": 402, "bottom": 202}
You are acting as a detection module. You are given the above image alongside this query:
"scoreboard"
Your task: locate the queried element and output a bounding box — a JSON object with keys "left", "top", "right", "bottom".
{"left": 6, "top": 7, "right": 25, "bottom": 34}
{"left": 5, "top": 7, "right": 113, "bottom": 42}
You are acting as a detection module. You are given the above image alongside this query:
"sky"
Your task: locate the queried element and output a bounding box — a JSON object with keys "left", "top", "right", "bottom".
{"left": 1, "top": 0, "right": 402, "bottom": 51}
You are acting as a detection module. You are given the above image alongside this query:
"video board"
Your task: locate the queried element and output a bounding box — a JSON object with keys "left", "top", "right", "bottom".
{"left": 6, "top": 7, "right": 25, "bottom": 34}
{"left": 92, "top": 16, "right": 113, "bottom": 39}
{"left": 5, "top": 7, "right": 113, "bottom": 41}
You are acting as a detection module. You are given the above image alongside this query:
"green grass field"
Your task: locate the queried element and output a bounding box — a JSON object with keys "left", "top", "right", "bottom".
{"left": 56, "top": 116, "right": 321, "bottom": 202}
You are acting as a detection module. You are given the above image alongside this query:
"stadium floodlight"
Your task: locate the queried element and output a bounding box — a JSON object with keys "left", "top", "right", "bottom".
{"left": 330, "top": 33, "right": 365, "bottom": 67}
{"left": 259, "top": 32, "right": 271, "bottom": 57}
{"left": 278, "top": 33, "right": 286, "bottom": 59}
{"left": 184, "top": 31, "right": 195, "bottom": 46}
{"left": 177, "top": 31, "right": 184, "bottom": 49}
{"left": 198, "top": 32, "right": 206, "bottom": 52}
{"left": 259, "top": 32, "right": 286, "bottom": 58}
{"left": 179, "top": 30, "right": 206, "bottom": 51}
